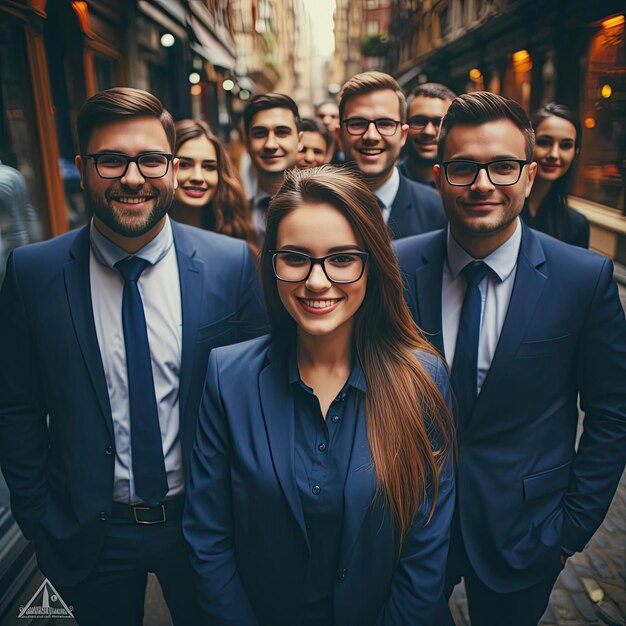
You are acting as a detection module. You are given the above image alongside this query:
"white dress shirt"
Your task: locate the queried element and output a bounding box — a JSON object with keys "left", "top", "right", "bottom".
{"left": 373, "top": 167, "right": 400, "bottom": 224}
{"left": 89, "top": 217, "right": 184, "bottom": 504}
{"left": 442, "top": 218, "right": 522, "bottom": 394}
{"left": 250, "top": 189, "right": 272, "bottom": 236}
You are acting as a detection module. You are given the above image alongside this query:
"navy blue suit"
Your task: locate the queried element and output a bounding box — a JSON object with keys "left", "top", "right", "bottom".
{"left": 184, "top": 336, "right": 455, "bottom": 626}
{"left": 394, "top": 226, "right": 626, "bottom": 596}
{"left": 387, "top": 171, "right": 447, "bottom": 240}
{"left": 0, "top": 221, "right": 267, "bottom": 587}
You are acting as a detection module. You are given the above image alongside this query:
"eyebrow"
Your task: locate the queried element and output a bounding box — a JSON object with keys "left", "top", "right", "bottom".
{"left": 251, "top": 125, "right": 293, "bottom": 132}
{"left": 178, "top": 157, "right": 217, "bottom": 164}
{"left": 446, "top": 154, "right": 523, "bottom": 161}
{"left": 278, "top": 244, "right": 362, "bottom": 253}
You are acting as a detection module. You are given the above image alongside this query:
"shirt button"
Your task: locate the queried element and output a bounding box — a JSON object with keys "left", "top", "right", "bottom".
{"left": 331, "top": 415, "right": 340, "bottom": 423}
{"left": 98, "top": 511, "right": 108, "bottom": 521}
{"left": 104, "top": 445, "right": 113, "bottom": 456}
{"left": 312, "top": 485, "right": 321, "bottom": 495}
{"left": 318, "top": 443, "right": 327, "bottom": 452}
{"left": 339, "top": 568, "right": 347, "bottom": 581}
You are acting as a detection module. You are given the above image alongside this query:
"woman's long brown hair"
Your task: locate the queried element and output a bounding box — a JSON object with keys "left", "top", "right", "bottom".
{"left": 260, "top": 166, "right": 455, "bottom": 547}
{"left": 174, "top": 119, "right": 259, "bottom": 255}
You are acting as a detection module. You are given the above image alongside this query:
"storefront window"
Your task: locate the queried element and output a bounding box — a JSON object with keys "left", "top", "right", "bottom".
{"left": 575, "top": 14, "right": 626, "bottom": 214}
{"left": 0, "top": 20, "right": 45, "bottom": 283}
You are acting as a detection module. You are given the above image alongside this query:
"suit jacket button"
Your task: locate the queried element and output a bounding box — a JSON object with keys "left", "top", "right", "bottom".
{"left": 312, "top": 485, "right": 321, "bottom": 495}
{"left": 339, "top": 568, "right": 347, "bottom": 581}
{"left": 104, "top": 445, "right": 113, "bottom": 455}
{"left": 99, "top": 511, "right": 107, "bottom": 521}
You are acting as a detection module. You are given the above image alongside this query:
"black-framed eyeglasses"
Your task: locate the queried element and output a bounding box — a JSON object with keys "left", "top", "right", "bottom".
{"left": 408, "top": 115, "right": 443, "bottom": 131}
{"left": 341, "top": 117, "right": 402, "bottom": 136}
{"left": 442, "top": 159, "right": 530, "bottom": 186}
{"left": 82, "top": 152, "right": 173, "bottom": 179}
{"left": 270, "top": 251, "right": 369, "bottom": 284}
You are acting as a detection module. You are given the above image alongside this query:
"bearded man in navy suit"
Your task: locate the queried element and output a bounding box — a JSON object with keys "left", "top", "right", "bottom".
{"left": 0, "top": 87, "right": 267, "bottom": 625}
{"left": 337, "top": 71, "right": 447, "bottom": 240}
{"left": 395, "top": 91, "right": 626, "bottom": 625}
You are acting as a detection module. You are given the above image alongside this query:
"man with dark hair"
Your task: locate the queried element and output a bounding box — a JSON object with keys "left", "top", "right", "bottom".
{"left": 0, "top": 87, "right": 267, "bottom": 625}
{"left": 399, "top": 82, "right": 456, "bottom": 187}
{"left": 395, "top": 91, "right": 626, "bottom": 624}
{"left": 314, "top": 100, "right": 344, "bottom": 164}
{"left": 337, "top": 71, "right": 446, "bottom": 240}
{"left": 296, "top": 118, "right": 333, "bottom": 169}
{"left": 243, "top": 93, "right": 302, "bottom": 235}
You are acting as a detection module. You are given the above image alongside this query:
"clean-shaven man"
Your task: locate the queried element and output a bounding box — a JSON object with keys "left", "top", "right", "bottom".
{"left": 338, "top": 71, "right": 446, "bottom": 240}
{"left": 244, "top": 93, "right": 302, "bottom": 236}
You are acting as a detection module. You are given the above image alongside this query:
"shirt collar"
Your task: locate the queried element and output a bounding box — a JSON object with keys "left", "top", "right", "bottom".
{"left": 446, "top": 217, "right": 521, "bottom": 282}
{"left": 373, "top": 166, "right": 400, "bottom": 210}
{"left": 89, "top": 216, "right": 174, "bottom": 270}
{"left": 287, "top": 340, "right": 368, "bottom": 395}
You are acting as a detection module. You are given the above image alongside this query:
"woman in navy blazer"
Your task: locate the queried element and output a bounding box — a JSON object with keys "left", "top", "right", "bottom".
{"left": 184, "top": 166, "right": 455, "bottom": 626}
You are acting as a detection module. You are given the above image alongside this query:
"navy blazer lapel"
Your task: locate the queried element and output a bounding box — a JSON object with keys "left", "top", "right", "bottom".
{"left": 259, "top": 341, "right": 308, "bottom": 544}
{"left": 413, "top": 230, "right": 446, "bottom": 356}
{"left": 387, "top": 171, "right": 410, "bottom": 239}
{"left": 172, "top": 222, "right": 204, "bottom": 423}
{"left": 473, "top": 225, "right": 547, "bottom": 414}
{"left": 64, "top": 226, "right": 113, "bottom": 437}
{"left": 340, "top": 394, "right": 375, "bottom": 564}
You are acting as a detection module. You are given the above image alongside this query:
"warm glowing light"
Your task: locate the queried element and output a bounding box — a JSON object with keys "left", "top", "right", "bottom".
{"left": 160, "top": 33, "right": 175, "bottom": 48}
{"left": 512, "top": 49, "right": 530, "bottom": 63}
{"left": 190, "top": 84, "right": 202, "bottom": 96}
{"left": 469, "top": 68, "right": 482, "bottom": 81}
{"left": 584, "top": 117, "right": 596, "bottom": 129}
{"left": 601, "top": 84, "right": 612, "bottom": 98}
{"left": 602, "top": 15, "right": 624, "bottom": 29}
{"left": 189, "top": 72, "right": 201, "bottom": 85}
{"left": 222, "top": 79, "right": 235, "bottom": 91}
{"left": 71, "top": 1, "right": 91, "bottom": 35}
{"left": 239, "top": 89, "right": 251, "bottom": 101}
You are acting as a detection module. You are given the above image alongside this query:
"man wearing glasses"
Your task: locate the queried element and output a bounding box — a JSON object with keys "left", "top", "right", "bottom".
{"left": 399, "top": 83, "right": 456, "bottom": 188}
{"left": 395, "top": 91, "right": 626, "bottom": 625}
{"left": 337, "top": 71, "right": 447, "bottom": 240}
{"left": 0, "top": 87, "right": 267, "bottom": 624}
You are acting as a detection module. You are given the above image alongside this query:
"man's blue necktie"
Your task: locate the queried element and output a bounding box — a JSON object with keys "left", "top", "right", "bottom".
{"left": 450, "top": 261, "right": 490, "bottom": 427}
{"left": 116, "top": 256, "right": 168, "bottom": 506}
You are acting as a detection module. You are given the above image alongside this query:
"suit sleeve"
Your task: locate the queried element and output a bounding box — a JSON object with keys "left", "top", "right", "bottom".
{"left": 183, "top": 350, "right": 260, "bottom": 626}
{"left": 235, "top": 244, "right": 269, "bottom": 341}
{"left": 562, "top": 257, "right": 626, "bottom": 551}
{"left": 376, "top": 358, "right": 455, "bottom": 626}
{"left": 0, "top": 251, "right": 48, "bottom": 539}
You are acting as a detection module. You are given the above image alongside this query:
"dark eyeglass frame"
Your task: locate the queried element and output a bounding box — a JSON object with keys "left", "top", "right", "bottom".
{"left": 408, "top": 115, "right": 444, "bottom": 130}
{"left": 340, "top": 117, "right": 402, "bottom": 136}
{"left": 82, "top": 152, "right": 174, "bottom": 179}
{"left": 270, "top": 250, "right": 369, "bottom": 284}
{"left": 442, "top": 159, "right": 530, "bottom": 187}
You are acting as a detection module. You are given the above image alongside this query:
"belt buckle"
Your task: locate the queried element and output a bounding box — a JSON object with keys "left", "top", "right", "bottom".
{"left": 133, "top": 504, "right": 166, "bottom": 524}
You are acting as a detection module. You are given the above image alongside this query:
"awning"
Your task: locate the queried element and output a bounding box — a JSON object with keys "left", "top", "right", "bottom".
{"left": 187, "top": 14, "right": 235, "bottom": 72}
{"left": 396, "top": 65, "right": 422, "bottom": 88}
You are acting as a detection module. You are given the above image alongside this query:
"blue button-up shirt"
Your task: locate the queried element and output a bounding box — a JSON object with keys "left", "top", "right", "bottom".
{"left": 288, "top": 345, "right": 367, "bottom": 624}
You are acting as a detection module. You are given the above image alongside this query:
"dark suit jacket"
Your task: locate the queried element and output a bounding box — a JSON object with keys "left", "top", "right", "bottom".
{"left": 387, "top": 170, "right": 447, "bottom": 240}
{"left": 0, "top": 221, "right": 267, "bottom": 586}
{"left": 394, "top": 226, "right": 626, "bottom": 592}
{"left": 184, "top": 336, "right": 455, "bottom": 626}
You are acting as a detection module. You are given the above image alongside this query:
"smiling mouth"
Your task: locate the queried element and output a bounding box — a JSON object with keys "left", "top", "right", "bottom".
{"left": 182, "top": 187, "right": 208, "bottom": 197}
{"left": 111, "top": 195, "right": 154, "bottom": 205}
{"left": 297, "top": 297, "right": 343, "bottom": 314}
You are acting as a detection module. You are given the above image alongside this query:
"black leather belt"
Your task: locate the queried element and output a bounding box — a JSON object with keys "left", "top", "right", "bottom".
{"left": 111, "top": 495, "right": 185, "bottom": 525}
